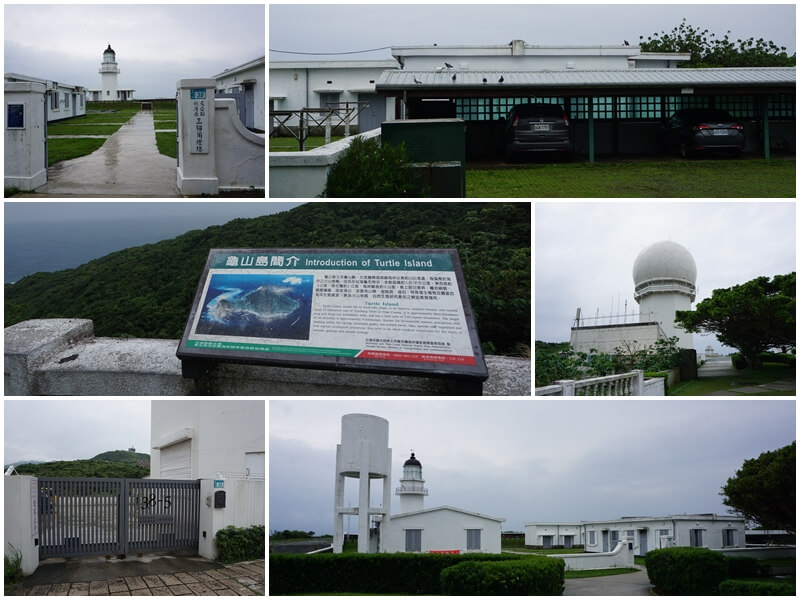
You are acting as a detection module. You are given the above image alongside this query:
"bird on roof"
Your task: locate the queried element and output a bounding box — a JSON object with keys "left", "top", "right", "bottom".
{"left": 445, "top": 62, "right": 453, "bottom": 68}
{"left": 413, "top": 76, "right": 422, "bottom": 84}
{"left": 482, "top": 77, "right": 487, "bottom": 84}
{"left": 624, "top": 40, "right": 630, "bottom": 45}
{"left": 451, "top": 73, "right": 457, "bottom": 81}
{"left": 498, "top": 75, "right": 504, "bottom": 83}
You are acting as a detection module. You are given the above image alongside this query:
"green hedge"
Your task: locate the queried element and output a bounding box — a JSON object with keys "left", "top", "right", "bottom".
{"left": 718, "top": 579, "right": 796, "bottom": 595}
{"left": 440, "top": 557, "right": 564, "bottom": 595}
{"left": 214, "top": 525, "right": 265, "bottom": 563}
{"left": 269, "top": 553, "right": 548, "bottom": 595}
{"left": 724, "top": 556, "right": 760, "bottom": 579}
{"left": 645, "top": 547, "right": 728, "bottom": 595}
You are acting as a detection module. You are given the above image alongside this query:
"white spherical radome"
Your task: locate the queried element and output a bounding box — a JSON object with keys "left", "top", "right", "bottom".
{"left": 632, "top": 240, "right": 697, "bottom": 286}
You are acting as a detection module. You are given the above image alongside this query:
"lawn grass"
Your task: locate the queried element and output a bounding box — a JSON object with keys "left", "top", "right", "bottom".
{"left": 270, "top": 135, "right": 344, "bottom": 152}
{"left": 669, "top": 362, "right": 795, "bottom": 396}
{"left": 47, "top": 138, "right": 106, "bottom": 166}
{"left": 504, "top": 547, "right": 587, "bottom": 554}
{"left": 466, "top": 158, "right": 795, "bottom": 197}
{"left": 47, "top": 124, "right": 123, "bottom": 135}
{"left": 153, "top": 120, "right": 177, "bottom": 129}
{"left": 564, "top": 567, "right": 640, "bottom": 579}
{"left": 155, "top": 131, "right": 177, "bottom": 159}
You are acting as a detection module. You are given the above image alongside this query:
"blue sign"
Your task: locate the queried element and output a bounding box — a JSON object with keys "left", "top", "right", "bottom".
{"left": 214, "top": 479, "right": 224, "bottom": 488}
{"left": 190, "top": 88, "right": 206, "bottom": 100}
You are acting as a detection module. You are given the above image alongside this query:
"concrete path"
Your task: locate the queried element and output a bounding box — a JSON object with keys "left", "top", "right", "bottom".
{"left": 13, "top": 555, "right": 264, "bottom": 596}
{"left": 698, "top": 356, "right": 796, "bottom": 395}
{"left": 33, "top": 111, "right": 180, "bottom": 197}
{"left": 697, "top": 356, "right": 738, "bottom": 378}
{"left": 563, "top": 567, "right": 653, "bottom": 596}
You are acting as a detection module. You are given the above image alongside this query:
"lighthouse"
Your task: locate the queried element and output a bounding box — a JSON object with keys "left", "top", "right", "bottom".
{"left": 99, "top": 44, "right": 119, "bottom": 101}
{"left": 395, "top": 452, "right": 428, "bottom": 513}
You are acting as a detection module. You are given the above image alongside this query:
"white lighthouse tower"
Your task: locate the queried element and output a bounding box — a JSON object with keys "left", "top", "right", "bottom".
{"left": 632, "top": 240, "right": 697, "bottom": 349}
{"left": 395, "top": 452, "right": 428, "bottom": 513}
{"left": 99, "top": 44, "right": 119, "bottom": 101}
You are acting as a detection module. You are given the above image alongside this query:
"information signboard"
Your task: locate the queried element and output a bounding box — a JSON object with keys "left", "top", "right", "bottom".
{"left": 8, "top": 104, "right": 24, "bottom": 129}
{"left": 177, "top": 248, "right": 488, "bottom": 392}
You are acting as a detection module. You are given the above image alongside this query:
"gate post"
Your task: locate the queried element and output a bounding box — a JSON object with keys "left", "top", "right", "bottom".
{"left": 4, "top": 475, "right": 39, "bottom": 574}
{"left": 5, "top": 82, "right": 47, "bottom": 191}
{"left": 176, "top": 78, "right": 218, "bottom": 196}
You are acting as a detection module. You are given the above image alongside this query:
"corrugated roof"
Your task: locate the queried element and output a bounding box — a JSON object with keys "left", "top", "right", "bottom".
{"left": 376, "top": 67, "right": 796, "bottom": 89}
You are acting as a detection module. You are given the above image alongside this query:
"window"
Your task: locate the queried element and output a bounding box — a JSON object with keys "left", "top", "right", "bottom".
{"left": 50, "top": 92, "right": 58, "bottom": 110}
{"left": 657, "top": 529, "right": 670, "bottom": 538}
{"left": 405, "top": 529, "right": 422, "bottom": 552}
{"left": 625, "top": 529, "right": 635, "bottom": 539}
{"left": 768, "top": 94, "right": 795, "bottom": 118}
{"left": 722, "top": 529, "right": 736, "bottom": 547}
{"left": 64, "top": 92, "right": 69, "bottom": 108}
{"left": 663, "top": 95, "right": 709, "bottom": 115}
{"left": 588, "top": 531, "right": 596, "bottom": 545}
{"left": 466, "top": 529, "right": 481, "bottom": 550}
{"left": 319, "top": 92, "right": 340, "bottom": 114}
{"left": 689, "top": 529, "right": 704, "bottom": 548}
{"left": 618, "top": 96, "right": 662, "bottom": 119}
{"left": 715, "top": 95, "right": 755, "bottom": 118}
{"left": 571, "top": 96, "right": 613, "bottom": 119}
{"left": 609, "top": 530, "right": 620, "bottom": 547}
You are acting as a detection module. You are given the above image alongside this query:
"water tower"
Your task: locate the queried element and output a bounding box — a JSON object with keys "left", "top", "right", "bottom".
{"left": 632, "top": 240, "right": 697, "bottom": 349}
{"left": 395, "top": 452, "right": 428, "bottom": 513}
{"left": 333, "top": 414, "right": 392, "bottom": 553}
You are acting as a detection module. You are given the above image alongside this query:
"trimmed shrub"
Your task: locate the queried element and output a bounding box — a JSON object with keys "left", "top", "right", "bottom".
{"left": 644, "top": 371, "right": 669, "bottom": 393}
{"left": 269, "top": 553, "right": 544, "bottom": 595}
{"left": 645, "top": 547, "right": 728, "bottom": 595}
{"left": 719, "top": 579, "right": 796, "bottom": 596}
{"left": 757, "top": 351, "right": 796, "bottom": 366}
{"left": 724, "top": 556, "right": 760, "bottom": 579}
{"left": 214, "top": 525, "right": 264, "bottom": 563}
{"left": 731, "top": 353, "right": 748, "bottom": 369}
{"left": 440, "top": 556, "right": 564, "bottom": 596}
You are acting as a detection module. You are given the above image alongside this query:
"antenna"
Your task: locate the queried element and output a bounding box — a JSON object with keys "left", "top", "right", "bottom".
{"left": 5, "top": 465, "right": 17, "bottom": 476}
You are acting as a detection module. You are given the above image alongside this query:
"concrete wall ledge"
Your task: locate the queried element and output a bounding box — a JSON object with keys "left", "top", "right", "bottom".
{"left": 268, "top": 128, "right": 381, "bottom": 167}
{"left": 5, "top": 319, "right": 531, "bottom": 396}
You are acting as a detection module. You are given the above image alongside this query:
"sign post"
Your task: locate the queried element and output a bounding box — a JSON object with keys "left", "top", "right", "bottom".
{"left": 177, "top": 248, "right": 488, "bottom": 394}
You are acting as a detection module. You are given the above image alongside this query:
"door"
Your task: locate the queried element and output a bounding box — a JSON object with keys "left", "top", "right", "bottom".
{"left": 244, "top": 83, "right": 255, "bottom": 129}
{"left": 357, "top": 93, "right": 386, "bottom": 133}
{"left": 639, "top": 530, "right": 648, "bottom": 555}
{"left": 37, "top": 478, "right": 200, "bottom": 558}
{"left": 602, "top": 530, "right": 609, "bottom": 552}
{"left": 160, "top": 439, "right": 192, "bottom": 479}
{"left": 564, "top": 535, "right": 573, "bottom": 549}
{"left": 542, "top": 535, "right": 552, "bottom": 549}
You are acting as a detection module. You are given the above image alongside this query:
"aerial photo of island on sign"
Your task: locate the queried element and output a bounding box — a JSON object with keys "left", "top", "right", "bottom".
{"left": 177, "top": 248, "right": 488, "bottom": 386}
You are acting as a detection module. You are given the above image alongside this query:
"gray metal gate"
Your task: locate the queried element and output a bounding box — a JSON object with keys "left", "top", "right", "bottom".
{"left": 37, "top": 478, "right": 200, "bottom": 558}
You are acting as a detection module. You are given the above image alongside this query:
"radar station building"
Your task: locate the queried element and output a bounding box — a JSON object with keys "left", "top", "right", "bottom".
{"left": 571, "top": 240, "right": 697, "bottom": 354}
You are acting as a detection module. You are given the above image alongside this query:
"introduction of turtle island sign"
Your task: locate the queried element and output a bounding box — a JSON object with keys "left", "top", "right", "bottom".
{"left": 177, "top": 248, "right": 487, "bottom": 385}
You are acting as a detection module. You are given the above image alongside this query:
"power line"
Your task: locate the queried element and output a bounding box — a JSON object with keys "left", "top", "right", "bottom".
{"left": 269, "top": 46, "right": 394, "bottom": 56}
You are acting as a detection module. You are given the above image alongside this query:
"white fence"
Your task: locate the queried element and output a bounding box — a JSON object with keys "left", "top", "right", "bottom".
{"left": 536, "top": 370, "right": 665, "bottom": 396}
{"left": 550, "top": 541, "right": 635, "bottom": 571}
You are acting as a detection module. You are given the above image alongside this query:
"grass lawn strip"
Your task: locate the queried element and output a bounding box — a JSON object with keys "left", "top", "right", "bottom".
{"left": 47, "top": 124, "right": 124, "bottom": 135}
{"left": 270, "top": 135, "right": 344, "bottom": 152}
{"left": 669, "top": 362, "right": 794, "bottom": 396}
{"left": 47, "top": 138, "right": 106, "bottom": 166}
{"left": 564, "top": 567, "right": 640, "bottom": 579}
{"left": 155, "top": 131, "right": 177, "bottom": 158}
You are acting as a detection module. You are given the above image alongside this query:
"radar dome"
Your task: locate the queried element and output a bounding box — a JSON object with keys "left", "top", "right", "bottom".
{"left": 632, "top": 240, "right": 697, "bottom": 287}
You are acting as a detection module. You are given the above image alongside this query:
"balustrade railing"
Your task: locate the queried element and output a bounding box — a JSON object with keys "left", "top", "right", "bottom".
{"left": 536, "top": 370, "right": 651, "bottom": 396}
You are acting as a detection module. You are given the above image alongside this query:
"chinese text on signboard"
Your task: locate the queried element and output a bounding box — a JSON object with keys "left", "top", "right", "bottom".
{"left": 189, "top": 88, "right": 208, "bottom": 154}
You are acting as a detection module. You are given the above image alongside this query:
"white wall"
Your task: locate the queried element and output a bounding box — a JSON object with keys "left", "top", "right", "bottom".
{"left": 637, "top": 292, "right": 694, "bottom": 349}
{"left": 524, "top": 523, "right": 582, "bottom": 547}
{"left": 4, "top": 82, "right": 47, "bottom": 191}
{"left": 216, "top": 58, "right": 265, "bottom": 130}
{"left": 214, "top": 98, "right": 265, "bottom": 190}
{"left": 198, "top": 478, "right": 265, "bottom": 560}
{"left": 551, "top": 541, "right": 634, "bottom": 571}
{"left": 4, "top": 476, "right": 39, "bottom": 575}
{"left": 150, "top": 400, "right": 265, "bottom": 480}
{"left": 570, "top": 323, "right": 662, "bottom": 354}
{"left": 385, "top": 507, "right": 503, "bottom": 554}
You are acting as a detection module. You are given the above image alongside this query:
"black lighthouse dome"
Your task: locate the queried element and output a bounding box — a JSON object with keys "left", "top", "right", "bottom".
{"left": 403, "top": 452, "right": 421, "bottom": 467}
{"left": 104, "top": 44, "right": 115, "bottom": 55}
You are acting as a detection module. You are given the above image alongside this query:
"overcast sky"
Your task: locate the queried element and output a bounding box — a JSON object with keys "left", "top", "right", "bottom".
{"left": 5, "top": 400, "right": 151, "bottom": 465}
{"left": 5, "top": 3, "right": 264, "bottom": 98}
{"left": 270, "top": 3, "right": 795, "bottom": 61}
{"left": 535, "top": 201, "right": 796, "bottom": 354}
{"left": 269, "top": 400, "right": 795, "bottom": 534}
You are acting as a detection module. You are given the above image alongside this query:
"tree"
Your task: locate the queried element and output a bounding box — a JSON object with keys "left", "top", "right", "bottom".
{"left": 675, "top": 273, "right": 795, "bottom": 368}
{"left": 639, "top": 18, "right": 796, "bottom": 67}
{"left": 721, "top": 441, "right": 795, "bottom": 534}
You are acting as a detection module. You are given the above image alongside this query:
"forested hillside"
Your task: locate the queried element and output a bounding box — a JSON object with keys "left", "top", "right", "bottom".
{"left": 14, "top": 460, "right": 149, "bottom": 478}
{"left": 91, "top": 450, "right": 151, "bottom": 465}
{"left": 6, "top": 203, "right": 530, "bottom": 354}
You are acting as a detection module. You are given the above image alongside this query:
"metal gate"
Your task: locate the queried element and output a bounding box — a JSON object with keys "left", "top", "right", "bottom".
{"left": 37, "top": 478, "right": 200, "bottom": 558}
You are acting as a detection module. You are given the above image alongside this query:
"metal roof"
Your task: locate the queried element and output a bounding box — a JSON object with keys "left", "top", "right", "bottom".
{"left": 376, "top": 67, "right": 796, "bottom": 93}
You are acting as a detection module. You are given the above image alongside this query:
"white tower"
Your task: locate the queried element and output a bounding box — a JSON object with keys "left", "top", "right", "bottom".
{"left": 99, "top": 44, "right": 119, "bottom": 101}
{"left": 395, "top": 452, "right": 428, "bottom": 513}
{"left": 632, "top": 240, "right": 697, "bottom": 349}
{"left": 333, "top": 414, "right": 392, "bottom": 554}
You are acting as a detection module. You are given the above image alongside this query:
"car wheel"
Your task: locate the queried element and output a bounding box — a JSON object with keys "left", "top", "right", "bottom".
{"left": 680, "top": 141, "right": 691, "bottom": 159}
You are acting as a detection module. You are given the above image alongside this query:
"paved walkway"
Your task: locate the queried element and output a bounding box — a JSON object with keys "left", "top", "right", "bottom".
{"left": 563, "top": 567, "right": 653, "bottom": 596}
{"left": 698, "top": 356, "right": 796, "bottom": 395}
{"left": 32, "top": 111, "right": 180, "bottom": 197}
{"left": 12, "top": 555, "right": 264, "bottom": 596}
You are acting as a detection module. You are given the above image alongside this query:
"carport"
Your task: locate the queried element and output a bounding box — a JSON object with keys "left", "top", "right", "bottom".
{"left": 375, "top": 67, "right": 795, "bottom": 162}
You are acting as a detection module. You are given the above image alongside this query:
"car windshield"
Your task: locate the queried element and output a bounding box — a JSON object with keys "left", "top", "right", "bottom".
{"left": 513, "top": 104, "right": 564, "bottom": 119}
{"left": 682, "top": 109, "right": 736, "bottom": 122}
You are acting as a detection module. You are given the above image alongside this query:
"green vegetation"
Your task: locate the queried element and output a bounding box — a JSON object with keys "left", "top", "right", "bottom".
{"left": 5, "top": 203, "right": 529, "bottom": 355}
{"left": 214, "top": 525, "right": 265, "bottom": 563}
{"left": 47, "top": 138, "right": 107, "bottom": 166}
{"left": 14, "top": 460, "right": 148, "bottom": 479}
{"left": 91, "top": 449, "right": 151, "bottom": 465}
{"left": 669, "top": 362, "right": 796, "bottom": 395}
{"left": 722, "top": 441, "right": 795, "bottom": 534}
{"left": 155, "top": 131, "right": 177, "bottom": 158}
{"left": 639, "top": 18, "right": 795, "bottom": 67}
{"left": 323, "top": 137, "right": 423, "bottom": 197}
{"left": 270, "top": 135, "right": 345, "bottom": 152}
{"left": 719, "top": 578, "right": 796, "bottom": 595}
{"left": 440, "top": 556, "right": 564, "bottom": 595}
{"left": 47, "top": 124, "right": 122, "bottom": 135}
{"left": 466, "top": 159, "right": 795, "bottom": 198}
{"left": 564, "top": 568, "right": 639, "bottom": 579}
{"left": 270, "top": 529, "right": 318, "bottom": 540}
{"left": 269, "top": 553, "right": 561, "bottom": 595}
{"left": 675, "top": 273, "right": 796, "bottom": 368}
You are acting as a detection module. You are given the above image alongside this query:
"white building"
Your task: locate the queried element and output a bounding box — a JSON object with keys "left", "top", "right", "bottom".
{"left": 88, "top": 44, "right": 135, "bottom": 101}
{"left": 332, "top": 414, "right": 504, "bottom": 555}
{"left": 150, "top": 400, "right": 265, "bottom": 481}
{"left": 214, "top": 56, "right": 265, "bottom": 131}
{"left": 525, "top": 514, "right": 746, "bottom": 556}
{"left": 4, "top": 73, "right": 86, "bottom": 122}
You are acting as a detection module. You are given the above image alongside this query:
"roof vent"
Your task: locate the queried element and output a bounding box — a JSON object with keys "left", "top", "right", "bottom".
{"left": 510, "top": 40, "right": 526, "bottom": 56}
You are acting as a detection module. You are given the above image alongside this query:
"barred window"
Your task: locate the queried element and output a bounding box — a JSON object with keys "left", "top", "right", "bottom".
{"left": 768, "top": 94, "right": 795, "bottom": 118}
{"left": 571, "top": 96, "right": 613, "bottom": 119}
{"left": 716, "top": 95, "right": 755, "bottom": 118}
{"left": 466, "top": 529, "right": 481, "bottom": 550}
{"left": 456, "top": 97, "right": 567, "bottom": 121}
{"left": 618, "top": 96, "right": 662, "bottom": 119}
{"left": 722, "top": 529, "right": 736, "bottom": 547}
{"left": 663, "top": 95, "right": 710, "bottom": 115}
{"left": 405, "top": 529, "right": 422, "bottom": 552}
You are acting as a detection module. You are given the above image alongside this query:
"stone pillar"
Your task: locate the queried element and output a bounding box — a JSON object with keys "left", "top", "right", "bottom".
{"left": 4, "top": 476, "right": 39, "bottom": 575}
{"left": 4, "top": 82, "right": 47, "bottom": 191}
{"left": 176, "top": 78, "right": 218, "bottom": 195}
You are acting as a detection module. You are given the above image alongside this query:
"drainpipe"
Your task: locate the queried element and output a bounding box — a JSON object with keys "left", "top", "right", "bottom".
{"left": 305, "top": 68, "right": 309, "bottom": 108}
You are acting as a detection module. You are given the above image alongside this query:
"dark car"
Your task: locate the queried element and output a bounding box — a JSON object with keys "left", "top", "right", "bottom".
{"left": 505, "top": 103, "right": 572, "bottom": 159}
{"left": 661, "top": 108, "right": 745, "bottom": 158}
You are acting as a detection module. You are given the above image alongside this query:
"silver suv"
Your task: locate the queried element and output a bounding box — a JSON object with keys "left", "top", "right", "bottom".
{"left": 505, "top": 103, "right": 572, "bottom": 159}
